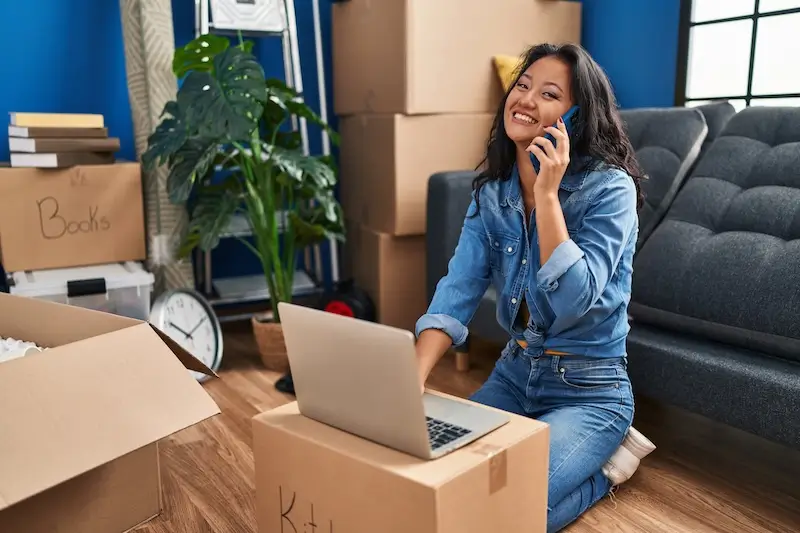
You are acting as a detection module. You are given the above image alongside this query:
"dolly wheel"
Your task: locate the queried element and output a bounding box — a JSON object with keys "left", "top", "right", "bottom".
{"left": 323, "top": 300, "right": 355, "bottom": 317}
{"left": 319, "top": 281, "right": 376, "bottom": 322}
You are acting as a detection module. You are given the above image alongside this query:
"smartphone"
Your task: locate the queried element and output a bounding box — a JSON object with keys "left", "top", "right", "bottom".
{"left": 530, "top": 105, "right": 579, "bottom": 173}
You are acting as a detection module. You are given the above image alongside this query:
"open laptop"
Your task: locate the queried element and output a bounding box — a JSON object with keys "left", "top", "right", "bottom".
{"left": 278, "top": 302, "right": 510, "bottom": 460}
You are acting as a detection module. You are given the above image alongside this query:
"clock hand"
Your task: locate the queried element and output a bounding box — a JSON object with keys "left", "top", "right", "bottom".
{"left": 168, "top": 321, "right": 192, "bottom": 339}
{"left": 187, "top": 316, "right": 209, "bottom": 336}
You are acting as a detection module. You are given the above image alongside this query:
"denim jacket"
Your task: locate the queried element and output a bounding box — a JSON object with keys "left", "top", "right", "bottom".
{"left": 415, "top": 161, "right": 639, "bottom": 359}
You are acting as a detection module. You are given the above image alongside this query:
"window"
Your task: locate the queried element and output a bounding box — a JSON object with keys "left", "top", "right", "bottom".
{"left": 675, "top": 0, "right": 800, "bottom": 107}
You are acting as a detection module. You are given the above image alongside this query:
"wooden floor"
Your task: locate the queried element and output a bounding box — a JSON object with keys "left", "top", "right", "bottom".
{"left": 136, "top": 323, "right": 800, "bottom": 533}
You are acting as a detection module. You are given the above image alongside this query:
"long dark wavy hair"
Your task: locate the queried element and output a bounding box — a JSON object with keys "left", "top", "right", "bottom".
{"left": 473, "top": 43, "right": 645, "bottom": 212}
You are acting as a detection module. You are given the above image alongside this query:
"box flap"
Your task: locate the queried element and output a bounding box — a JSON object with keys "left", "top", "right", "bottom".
{"left": 0, "top": 319, "right": 221, "bottom": 510}
{"left": 150, "top": 324, "right": 217, "bottom": 378}
{"left": 0, "top": 293, "right": 216, "bottom": 377}
{"left": 0, "top": 291, "right": 140, "bottom": 347}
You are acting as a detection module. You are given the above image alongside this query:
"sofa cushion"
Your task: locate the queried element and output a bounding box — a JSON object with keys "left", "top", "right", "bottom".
{"left": 425, "top": 171, "right": 478, "bottom": 302}
{"left": 692, "top": 101, "right": 737, "bottom": 160}
{"left": 627, "top": 322, "right": 800, "bottom": 450}
{"left": 620, "top": 107, "right": 708, "bottom": 245}
{"left": 631, "top": 106, "right": 800, "bottom": 363}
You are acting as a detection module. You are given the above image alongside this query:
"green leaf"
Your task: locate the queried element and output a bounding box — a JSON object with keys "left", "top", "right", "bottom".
{"left": 274, "top": 130, "right": 302, "bottom": 150}
{"left": 267, "top": 145, "right": 335, "bottom": 189}
{"left": 265, "top": 77, "right": 300, "bottom": 98}
{"left": 238, "top": 40, "right": 255, "bottom": 55}
{"left": 173, "top": 34, "right": 230, "bottom": 78}
{"left": 287, "top": 203, "right": 345, "bottom": 249}
{"left": 166, "top": 138, "right": 219, "bottom": 204}
{"left": 179, "top": 46, "right": 268, "bottom": 140}
{"left": 142, "top": 101, "right": 187, "bottom": 171}
{"left": 312, "top": 188, "right": 341, "bottom": 222}
{"left": 180, "top": 181, "right": 241, "bottom": 256}
{"left": 283, "top": 99, "right": 339, "bottom": 144}
{"left": 261, "top": 78, "right": 340, "bottom": 146}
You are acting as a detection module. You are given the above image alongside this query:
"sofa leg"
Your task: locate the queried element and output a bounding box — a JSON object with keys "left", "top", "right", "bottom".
{"left": 455, "top": 351, "right": 470, "bottom": 372}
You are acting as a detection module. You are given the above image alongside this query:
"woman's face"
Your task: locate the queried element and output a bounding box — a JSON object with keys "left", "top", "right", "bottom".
{"left": 503, "top": 56, "right": 574, "bottom": 145}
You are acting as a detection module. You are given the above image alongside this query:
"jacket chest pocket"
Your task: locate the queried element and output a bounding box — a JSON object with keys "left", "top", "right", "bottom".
{"left": 487, "top": 231, "right": 521, "bottom": 278}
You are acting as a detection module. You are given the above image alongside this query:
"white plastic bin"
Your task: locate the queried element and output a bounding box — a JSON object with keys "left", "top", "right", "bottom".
{"left": 8, "top": 261, "right": 156, "bottom": 320}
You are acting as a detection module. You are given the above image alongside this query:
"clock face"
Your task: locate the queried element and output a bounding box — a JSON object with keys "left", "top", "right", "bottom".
{"left": 158, "top": 291, "right": 221, "bottom": 381}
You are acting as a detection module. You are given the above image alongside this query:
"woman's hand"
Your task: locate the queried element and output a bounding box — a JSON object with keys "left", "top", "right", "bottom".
{"left": 527, "top": 117, "right": 571, "bottom": 198}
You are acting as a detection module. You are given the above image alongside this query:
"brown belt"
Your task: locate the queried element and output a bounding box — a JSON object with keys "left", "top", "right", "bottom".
{"left": 516, "top": 338, "right": 570, "bottom": 355}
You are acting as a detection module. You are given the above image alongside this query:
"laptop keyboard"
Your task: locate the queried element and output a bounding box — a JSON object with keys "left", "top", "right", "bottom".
{"left": 426, "top": 416, "right": 472, "bottom": 449}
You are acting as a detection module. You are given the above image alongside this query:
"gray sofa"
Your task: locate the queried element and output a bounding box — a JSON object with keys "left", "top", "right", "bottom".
{"left": 425, "top": 103, "right": 800, "bottom": 450}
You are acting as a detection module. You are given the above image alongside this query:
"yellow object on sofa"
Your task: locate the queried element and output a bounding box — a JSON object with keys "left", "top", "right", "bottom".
{"left": 494, "top": 54, "right": 523, "bottom": 92}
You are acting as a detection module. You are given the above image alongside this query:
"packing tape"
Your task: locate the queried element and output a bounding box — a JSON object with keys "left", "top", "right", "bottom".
{"left": 470, "top": 443, "right": 508, "bottom": 495}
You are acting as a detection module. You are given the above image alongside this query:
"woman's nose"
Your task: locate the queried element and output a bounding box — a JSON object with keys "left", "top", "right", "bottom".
{"left": 519, "top": 92, "right": 537, "bottom": 108}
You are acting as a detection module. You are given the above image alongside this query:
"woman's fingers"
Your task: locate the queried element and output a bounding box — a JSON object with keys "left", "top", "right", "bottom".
{"left": 532, "top": 136, "right": 557, "bottom": 159}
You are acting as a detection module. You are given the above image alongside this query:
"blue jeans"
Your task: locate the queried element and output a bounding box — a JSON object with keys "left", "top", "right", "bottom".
{"left": 469, "top": 343, "right": 635, "bottom": 533}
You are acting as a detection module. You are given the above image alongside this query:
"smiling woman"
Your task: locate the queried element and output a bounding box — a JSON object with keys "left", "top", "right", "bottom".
{"left": 414, "top": 43, "right": 654, "bottom": 533}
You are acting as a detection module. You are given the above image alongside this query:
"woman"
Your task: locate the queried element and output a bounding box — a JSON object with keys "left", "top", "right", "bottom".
{"left": 414, "top": 43, "right": 655, "bottom": 532}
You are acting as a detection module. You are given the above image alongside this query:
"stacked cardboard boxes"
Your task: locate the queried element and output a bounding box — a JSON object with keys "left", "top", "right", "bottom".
{"left": 0, "top": 112, "right": 152, "bottom": 320}
{"left": 333, "top": 0, "right": 581, "bottom": 332}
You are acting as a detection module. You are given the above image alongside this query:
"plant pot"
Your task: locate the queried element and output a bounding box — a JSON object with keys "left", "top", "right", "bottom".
{"left": 251, "top": 317, "right": 290, "bottom": 373}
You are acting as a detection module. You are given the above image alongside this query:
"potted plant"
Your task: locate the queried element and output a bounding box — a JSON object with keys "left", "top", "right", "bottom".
{"left": 142, "top": 34, "right": 345, "bottom": 371}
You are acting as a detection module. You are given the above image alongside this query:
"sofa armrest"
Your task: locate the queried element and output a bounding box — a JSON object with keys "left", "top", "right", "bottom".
{"left": 425, "top": 170, "right": 478, "bottom": 303}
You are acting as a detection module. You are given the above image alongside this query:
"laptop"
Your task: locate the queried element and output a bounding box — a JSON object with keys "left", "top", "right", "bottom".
{"left": 278, "top": 302, "right": 510, "bottom": 460}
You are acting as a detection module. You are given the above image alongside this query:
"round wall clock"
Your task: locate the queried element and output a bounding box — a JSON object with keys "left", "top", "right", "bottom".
{"left": 149, "top": 288, "right": 223, "bottom": 382}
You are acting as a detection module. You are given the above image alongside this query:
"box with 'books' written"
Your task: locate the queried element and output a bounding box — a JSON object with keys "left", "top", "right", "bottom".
{"left": 0, "top": 162, "right": 146, "bottom": 272}
{"left": 253, "top": 395, "right": 550, "bottom": 533}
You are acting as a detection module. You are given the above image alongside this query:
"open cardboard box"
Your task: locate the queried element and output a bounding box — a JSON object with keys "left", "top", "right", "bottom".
{"left": 0, "top": 292, "right": 221, "bottom": 533}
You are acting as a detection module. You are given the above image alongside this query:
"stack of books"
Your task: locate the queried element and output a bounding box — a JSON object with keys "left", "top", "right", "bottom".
{"left": 7, "top": 112, "right": 120, "bottom": 168}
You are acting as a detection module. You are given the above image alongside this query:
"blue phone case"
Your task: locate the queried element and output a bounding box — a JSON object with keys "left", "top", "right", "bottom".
{"left": 530, "top": 105, "right": 579, "bottom": 173}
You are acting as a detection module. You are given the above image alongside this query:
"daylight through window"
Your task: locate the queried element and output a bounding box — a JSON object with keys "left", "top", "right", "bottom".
{"left": 676, "top": 0, "right": 800, "bottom": 109}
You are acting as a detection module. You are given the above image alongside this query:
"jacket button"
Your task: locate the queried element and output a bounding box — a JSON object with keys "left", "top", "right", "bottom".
{"left": 507, "top": 246, "right": 513, "bottom": 252}
{"left": 522, "top": 258, "right": 527, "bottom": 265}
{"left": 511, "top": 298, "right": 517, "bottom": 304}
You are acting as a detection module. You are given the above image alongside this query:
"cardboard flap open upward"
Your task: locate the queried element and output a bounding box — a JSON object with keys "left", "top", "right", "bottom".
{"left": 0, "top": 322, "right": 220, "bottom": 511}
{"left": 150, "top": 325, "right": 217, "bottom": 377}
{"left": 0, "top": 292, "right": 140, "bottom": 348}
{"left": 0, "top": 293, "right": 217, "bottom": 377}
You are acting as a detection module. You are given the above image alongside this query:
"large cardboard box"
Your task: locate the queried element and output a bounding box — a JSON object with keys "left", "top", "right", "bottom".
{"left": 0, "top": 293, "right": 220, "bottom": 533}
{"left": 344, "top": 221, "right": 427, "bottom": 332}
{"left": 253, "top": 395, "right": 550, "bottom": 533}
{"left": 333, "top": 0, "right": 582, "bottom": 115}
{"left": 340, "top": 113, "right": 493, "bottom": 236}
{"left": 0, "top": 162, "right": 147, "bottom": 272}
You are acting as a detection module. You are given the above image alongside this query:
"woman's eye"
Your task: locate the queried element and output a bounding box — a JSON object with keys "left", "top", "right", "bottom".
{"left": 516, "top": 82, "right": 529, "bottom": 90}
{"left": 543, "top": 92, "right": 559, "bottom": 100}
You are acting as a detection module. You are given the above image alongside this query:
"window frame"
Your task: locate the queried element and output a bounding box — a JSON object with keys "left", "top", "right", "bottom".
{"left": 674, "top": 0, "right": 800, "bottom": 107}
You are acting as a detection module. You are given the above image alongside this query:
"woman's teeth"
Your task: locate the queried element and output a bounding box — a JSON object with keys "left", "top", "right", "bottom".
{"left": 513, "top": 112, "right": 538, "bottom": 124}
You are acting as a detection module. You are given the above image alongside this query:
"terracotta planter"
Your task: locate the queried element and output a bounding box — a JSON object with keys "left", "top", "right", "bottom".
{"left": 251, "top": 317, "right": 289, "bottom": 372}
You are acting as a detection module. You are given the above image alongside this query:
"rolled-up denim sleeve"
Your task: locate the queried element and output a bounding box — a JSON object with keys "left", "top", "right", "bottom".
{"left": 536, "top": 171, "right": 638, "bottom": 323}
{"left": 415, "top": 195, "right": 491, "bottom": 347}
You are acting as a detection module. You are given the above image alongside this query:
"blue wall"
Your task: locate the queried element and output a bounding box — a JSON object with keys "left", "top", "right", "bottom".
{"left": 579, "top": 0, "right": 681, "bottom": 108}
{"left": 0, "top": 0, "right": 679, "bottom": 282}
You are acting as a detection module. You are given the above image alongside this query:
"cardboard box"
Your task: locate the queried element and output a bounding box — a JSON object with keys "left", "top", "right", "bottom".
{"left": 0, "top": 162, "right": 147, "bottom": 272}
{"left": 0, "top": 293, "right": 220, "bottom": 533}
{"left": 333, "top": 0, "right": 582, "bottom": 115}
{"left": 344, "top": 221, "right": 427, "bottom": 332}
{"left": 340, "top": 113, "right": 493, "bottom": 236}
{"left": 253, "top": 395, "right": 550, "bottom": 533}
